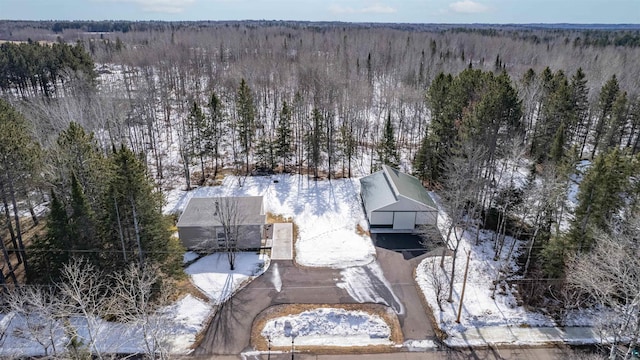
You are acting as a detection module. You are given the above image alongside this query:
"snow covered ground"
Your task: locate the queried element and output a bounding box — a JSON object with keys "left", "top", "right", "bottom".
{"left": 185, "top": 252, "right": 268, "bottom": 304}
{"left": 260, "top": 308, "right": 392, "bottom": 347}
{"left": 0, "top": 293, "right": 211, "bottom": 357}
{"left": 415, "top": 191, "right": 602, "bottom": 347}
{"left": 167, "top": 174, "right": 377, "bottom": 268}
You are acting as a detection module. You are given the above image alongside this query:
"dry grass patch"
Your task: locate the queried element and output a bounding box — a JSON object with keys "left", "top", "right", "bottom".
{"left": 356, "top": 223, "right": 369, "bottom": 236}
{"left": 251, "top": 303, "right": 403, "bottom": 354}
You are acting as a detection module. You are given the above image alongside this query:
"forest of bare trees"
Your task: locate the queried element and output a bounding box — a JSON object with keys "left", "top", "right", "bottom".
{"left": 1, "top": 22, "right": 639, "bottom": 342}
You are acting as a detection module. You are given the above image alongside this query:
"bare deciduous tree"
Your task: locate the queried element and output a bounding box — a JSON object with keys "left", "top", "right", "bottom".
{"left": 4, "top": 285, "right": 64, "bottom": 358}
{"left": 438, "top": 143, "right": 486, "bottom": 303}
{"left": 58, "top": 258, "right": 108, "bottom": 359}
{"left": 567, "top": 218, "right": 640, "bottom": 360}
{"left": 214, "top": 197, "right": 243, "bottom": 270}
{"left": 110, "top": 262, "right": 172, "bottom": 359}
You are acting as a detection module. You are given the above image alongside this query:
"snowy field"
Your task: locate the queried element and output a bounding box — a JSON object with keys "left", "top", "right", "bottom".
{"left": 260, "top": 308, "right": 392, "bottom": 347}
{"left": 167, "top": 174, "right": 377, "bottom": 268}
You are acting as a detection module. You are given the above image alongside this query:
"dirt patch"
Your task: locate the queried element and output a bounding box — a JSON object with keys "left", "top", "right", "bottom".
{"left": 250, "top": 303, "right": 403, "bottom": 354}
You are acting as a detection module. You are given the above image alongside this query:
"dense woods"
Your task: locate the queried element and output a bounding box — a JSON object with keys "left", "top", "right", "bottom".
{"left": 1, "top": 21, "right": 639, "bottom": 331}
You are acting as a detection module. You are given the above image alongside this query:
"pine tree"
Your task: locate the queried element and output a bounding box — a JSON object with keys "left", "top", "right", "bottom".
{"left": 236, "top": 79, "right": 256, "bottom": 175}
{"left": 185, "top": 101, "right": 208, "bottom": 185}
{"left": 51, "top": 122, "right": 106, "bottom": 211}
{"left": 30, "top": 190, "right": 69, "bottom": 282}
{"left": 275, "top": 101, "right": 293, "bottom": 172}
{"left": 102, "top": 146, "right": 179, "bottom": 273}
{"left": 567, "top": 148, "right": 633, "bottom": 252}
{"left": 208, "top": 91, "right": 226, "bottom": 177}
{"left": 591, "top": 75, "right": 620, "bottom": 158}
{"left": 377, "top": 113, "right": 399, "bottom": 168}
{"left": 68, "top": 174, "right": 99, "bottom": 264}
{"left": 570, "top": 68, "right": 590, "bottom": 156}
{"left": 0, "top": 98, "right": 42, "bottom": 277}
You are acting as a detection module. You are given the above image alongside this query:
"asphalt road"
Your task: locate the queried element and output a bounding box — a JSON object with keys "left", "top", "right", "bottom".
{"left": 189, "top": 344, "right": 584, "bottom": 359}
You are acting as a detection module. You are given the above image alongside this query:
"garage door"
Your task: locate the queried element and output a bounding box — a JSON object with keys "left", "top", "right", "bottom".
{"left": 393, "top": 212, "right": 416, "bottom": 230}
{"left": 371, "top": 211, "right": 393, "bottom": 225}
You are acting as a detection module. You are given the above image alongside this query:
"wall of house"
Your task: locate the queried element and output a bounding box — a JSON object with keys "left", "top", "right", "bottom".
{"left": 178, "top": 224, "right": 263, "bottom": 250}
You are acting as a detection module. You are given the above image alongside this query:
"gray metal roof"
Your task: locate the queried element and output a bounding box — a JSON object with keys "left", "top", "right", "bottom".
{"left": 360, "top": 165, "right": 436, "bottom": 211}
{"left": 177, "top": 196, "right": 265, "bottom": 227}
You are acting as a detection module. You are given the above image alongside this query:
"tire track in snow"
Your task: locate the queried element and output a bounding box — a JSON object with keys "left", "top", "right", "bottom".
{"left": 337, "top": 261, "right": 404, "bottom": 315}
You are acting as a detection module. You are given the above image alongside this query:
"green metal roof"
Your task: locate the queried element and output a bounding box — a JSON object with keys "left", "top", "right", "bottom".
{"left": 382, "top": 165, "right": 437, "bottom": 209}
{"left": 360, "top": 165, "right": 436, "bottom": 211}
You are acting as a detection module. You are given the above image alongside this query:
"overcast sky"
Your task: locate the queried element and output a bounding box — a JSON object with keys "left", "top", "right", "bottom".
{"left": 1, "top": 0, "right": 639, "bottom": 23}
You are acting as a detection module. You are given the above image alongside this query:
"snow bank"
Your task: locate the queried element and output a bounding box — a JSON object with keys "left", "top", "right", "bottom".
{"left": 261, "top": 308, "right": 392, "bottom": 347}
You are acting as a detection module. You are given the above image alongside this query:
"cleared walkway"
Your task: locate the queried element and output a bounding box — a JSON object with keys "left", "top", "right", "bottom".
{"left": 269, "top": 223, "right": 293, "bottom": 260}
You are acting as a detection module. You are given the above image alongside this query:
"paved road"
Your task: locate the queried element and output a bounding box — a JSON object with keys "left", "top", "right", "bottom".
{"left": 188, "top": 344, "right": 582, "bottom": 359}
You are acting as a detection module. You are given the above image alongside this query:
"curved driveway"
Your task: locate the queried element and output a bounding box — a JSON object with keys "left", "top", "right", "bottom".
{"left": 194, "top": 247, "right": 436, "bottom": 355}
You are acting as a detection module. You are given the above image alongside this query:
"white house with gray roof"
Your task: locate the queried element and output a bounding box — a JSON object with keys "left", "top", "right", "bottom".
{"left": 177, "top": 196, "right": 265, "bottom": 250}
{"left": 360, "top": 165, "right": 437, "bottom": 232}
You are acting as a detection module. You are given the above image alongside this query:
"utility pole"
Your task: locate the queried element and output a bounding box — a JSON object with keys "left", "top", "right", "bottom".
{"left": 456, "top": 250, "right": 471, "bottom": 323}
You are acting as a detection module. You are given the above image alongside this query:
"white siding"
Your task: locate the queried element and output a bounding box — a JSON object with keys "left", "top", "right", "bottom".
{"left": 393, "top": 212, "right": 416, "bottom": 230}
{"left": 416, "top": 211, "right": 437, "bottom": 226}
{"left": 370, "top": 211, "right": 394, "bottom": 225}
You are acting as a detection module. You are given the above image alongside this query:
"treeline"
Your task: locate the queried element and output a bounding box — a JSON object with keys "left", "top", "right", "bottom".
{"left": 1, "top": 23, "right": 639, "bottom": 310}
{"left": 0, "top": 99, "right": 182, "bottom": 286}
{"left": 0, "top": 41, "right": 95, "bottom": 97}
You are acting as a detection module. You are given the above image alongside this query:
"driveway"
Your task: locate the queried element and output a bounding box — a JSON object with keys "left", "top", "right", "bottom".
{"left": 194, "top": 261, "right": 351, "bottom": 355}
{"left": 194, "top": 246, "right": 439, "bottom": 355}
{"left": 374, "top": 247, "right": 436, "bottom": 341}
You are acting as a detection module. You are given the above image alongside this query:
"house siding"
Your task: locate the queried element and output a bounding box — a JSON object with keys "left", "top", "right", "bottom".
{"left": 178, "top": 224, "right": 263, "bottom": 250}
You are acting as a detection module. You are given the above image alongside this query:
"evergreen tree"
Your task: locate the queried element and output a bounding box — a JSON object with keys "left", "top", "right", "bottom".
{"left": 0, "top": 99, "right": 42, "bottom": 276}
{"left": 207, "top": 91, "right": 226, "bottom": 177}
{"left": 275, "top": 101, "right": 293, "bottom": 172}
{"left": 30, "top": 190, "right": 69, "bottom": 282}
{"left": 102, "top": 146, "right": 179, "bottom": 274}
{"left": 186, "top": 101, "right": 208, "bottom": 184}
{"left": 591, "top": 75, "right": 620, "bottom": 158}
{"left": 235, "top": 79, "right": 256, "bottom": 175}
{"left": 68, "top": 174, "right": 99, "bottom": 264}
{"left": 567, "top": 148, "right": 634, "bottom": 252}
{"left": 570, "top": 68, "right": 590, "bottom": 156}
{"left": 51, "top": 122, "right": 106, "bottom": 211}
{"left": 377, "top": 113, "right": 399, "bottom": 168}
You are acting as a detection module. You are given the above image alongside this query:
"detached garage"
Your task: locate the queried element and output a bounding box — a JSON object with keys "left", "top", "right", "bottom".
{"left": 360, "top": 165, "right": 437, "bottom": 233}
